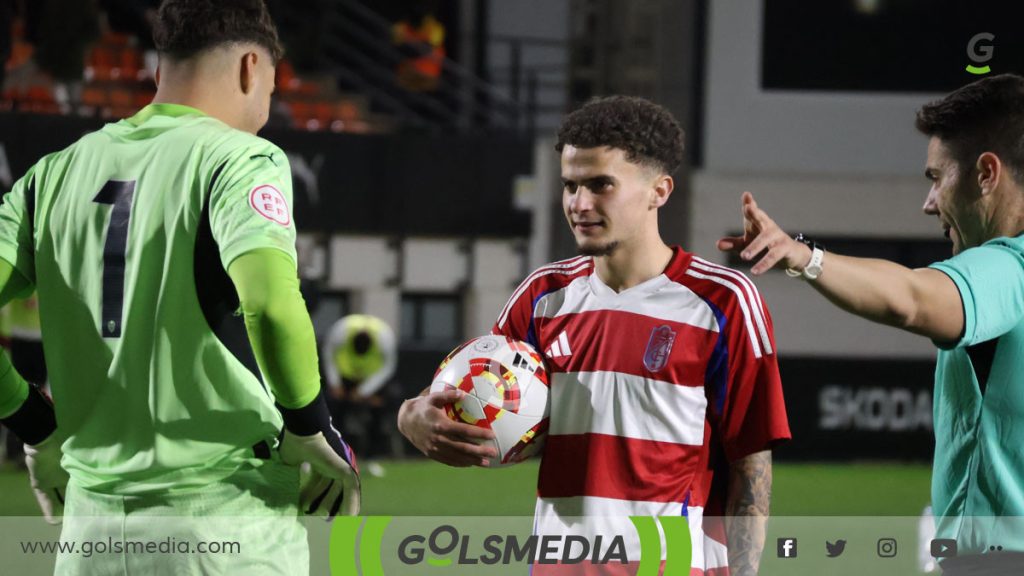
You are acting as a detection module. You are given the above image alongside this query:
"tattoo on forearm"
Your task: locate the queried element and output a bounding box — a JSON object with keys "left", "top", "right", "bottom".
{"left": 726, "top": 451, "right": 772, "bottom": 576}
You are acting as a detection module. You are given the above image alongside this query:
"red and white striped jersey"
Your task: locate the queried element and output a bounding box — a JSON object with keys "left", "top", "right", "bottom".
{"left": 492, "top": 247, "right": 790, "bottom": 575}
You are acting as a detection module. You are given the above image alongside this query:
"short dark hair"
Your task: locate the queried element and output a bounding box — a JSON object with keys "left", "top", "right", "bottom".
{"left": 555, "top": 96, "right": 685, "bottom": 175}
{"left": 153, "top": 0, "right": 284, "bottom": 62}
{"left": 915, "top": 73, "right": 1024, "bottom": 183}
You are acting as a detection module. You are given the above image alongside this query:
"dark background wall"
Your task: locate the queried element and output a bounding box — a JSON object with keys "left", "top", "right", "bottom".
{"left": 0, "top": 113, "right": 533, "bottom": 237}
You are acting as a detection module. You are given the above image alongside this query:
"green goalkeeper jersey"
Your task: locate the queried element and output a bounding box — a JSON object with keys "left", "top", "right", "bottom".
{"left": 0, "top": 103, "right": 298, "bottom": 494}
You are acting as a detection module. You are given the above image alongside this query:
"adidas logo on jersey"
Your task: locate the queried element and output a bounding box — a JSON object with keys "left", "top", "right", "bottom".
{"left": 546, "top": 331, "right": 573, "bottom": 358}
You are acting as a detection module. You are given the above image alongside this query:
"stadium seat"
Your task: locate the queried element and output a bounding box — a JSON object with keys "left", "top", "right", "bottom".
{"left": 81, "top": 87, "right": 109, "bottom": 108}
{"left": 109, "top": 88, "right": 133, "bottom": 109}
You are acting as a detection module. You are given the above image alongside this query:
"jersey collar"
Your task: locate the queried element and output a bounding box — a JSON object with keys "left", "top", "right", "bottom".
{"left": 125, "top": 103, "right": 207, "bottom": 126}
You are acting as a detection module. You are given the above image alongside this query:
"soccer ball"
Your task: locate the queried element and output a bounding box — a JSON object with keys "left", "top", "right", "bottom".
{"left": 430, "top": 335, "right": 550, "bottom": 467}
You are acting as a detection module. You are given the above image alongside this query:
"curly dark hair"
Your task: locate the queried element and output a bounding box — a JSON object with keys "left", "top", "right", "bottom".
{"left": 916, "top": 73, "right": 1024, "bottom": 182}
{"left": 153, "top": 0, "right": 284, "bottom": 62}
{"left": 555, "top": 96, "right": 685, "bottom": 175}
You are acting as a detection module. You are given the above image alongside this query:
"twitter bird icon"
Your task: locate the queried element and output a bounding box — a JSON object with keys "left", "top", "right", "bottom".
{"left": 826, "top": 540, "right": 847, "bottom": 558}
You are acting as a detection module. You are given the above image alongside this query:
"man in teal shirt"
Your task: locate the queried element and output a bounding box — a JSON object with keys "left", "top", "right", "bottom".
{"left": 722, "top": 73, "right": 1024, "bottom": 572}
{"left": 0, "top": 1, "right": 359, "bottom": 573}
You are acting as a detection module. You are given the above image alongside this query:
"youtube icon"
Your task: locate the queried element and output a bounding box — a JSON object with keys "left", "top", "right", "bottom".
{"left": 931, "top": 539, "right": 958, "bottom": 558}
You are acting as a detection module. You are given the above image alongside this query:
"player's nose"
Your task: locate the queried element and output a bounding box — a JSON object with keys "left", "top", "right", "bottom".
{"left": 570, "top": 187, "right": 596, "bottom": 213}
{"left": 922, "top": 186, "right": 939, "bottom": 215}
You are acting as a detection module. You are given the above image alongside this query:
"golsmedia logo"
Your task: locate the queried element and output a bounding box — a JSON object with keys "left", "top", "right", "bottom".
{"left": 398, "top": 526, "right": 627, "bottom": 566}
{"left": 966, "top": 32, "right": 995, "bottom": 75}
{"left": 330, "top": 516, "right": 691, "bottom": 575}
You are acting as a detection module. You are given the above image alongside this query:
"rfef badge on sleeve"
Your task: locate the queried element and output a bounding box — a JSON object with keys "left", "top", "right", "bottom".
{"left": 249, "top": 184, "right": 291, "bottom": 226}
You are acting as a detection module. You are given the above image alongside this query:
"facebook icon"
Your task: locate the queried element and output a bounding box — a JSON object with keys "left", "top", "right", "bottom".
{"left": 777, "top": 538, "right": 798, "bottom": 558}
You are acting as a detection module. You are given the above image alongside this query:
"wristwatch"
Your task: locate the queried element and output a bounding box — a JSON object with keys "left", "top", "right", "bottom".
{"left": 785, "top": 233, "right": 825, "bottom": 280}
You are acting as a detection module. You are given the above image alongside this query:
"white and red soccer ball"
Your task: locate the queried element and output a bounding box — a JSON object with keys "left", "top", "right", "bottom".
{"left": 430, "top": 335, "right": 550, "bottom": 467}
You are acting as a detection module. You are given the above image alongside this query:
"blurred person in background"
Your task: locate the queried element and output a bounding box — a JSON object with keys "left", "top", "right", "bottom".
{"left": 322, "top": 313, "right": 398, "bottom": 475}
{"left": 392, "top": 0, "right": 445, "bottom": 92}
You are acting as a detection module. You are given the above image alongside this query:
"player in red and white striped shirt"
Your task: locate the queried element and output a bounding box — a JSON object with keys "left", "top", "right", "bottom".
{"left": 399, "top": 96, "right": 790, "bottom": 576}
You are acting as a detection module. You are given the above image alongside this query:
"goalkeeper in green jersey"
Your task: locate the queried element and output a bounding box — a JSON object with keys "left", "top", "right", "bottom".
{"left": 0, "top": 1, "right": 359, "bottom": 573}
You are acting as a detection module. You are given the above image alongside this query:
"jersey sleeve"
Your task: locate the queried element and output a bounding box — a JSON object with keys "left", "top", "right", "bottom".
{"left": 493, "top": 258, "right": 594, "bottom": 351}
{"left": 208, "top": 142, "right": 298, "bottom": 271}
{"left": 491, "top": 277, "right": 538, "bottom": 346}
{"left": 0, "top": 166, "right": 38, "bottom": 286}
{"left": 229, "top": 248, "right": 321, "bottom": 409}
{"left": 929, "top": 239, "right": 1024, "bottom": 349}
{"left": 709, "top": 291, "right": 790, "bottom": 463}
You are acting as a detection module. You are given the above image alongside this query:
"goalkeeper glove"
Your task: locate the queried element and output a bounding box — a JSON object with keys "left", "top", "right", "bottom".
{"left": 1, "top": 384, "right": 67, "bottom": 524}
{"left": 278, "top": 391, "right": 360, "bottom": 518}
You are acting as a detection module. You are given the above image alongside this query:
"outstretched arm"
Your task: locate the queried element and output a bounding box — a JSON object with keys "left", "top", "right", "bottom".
{"left": 719, "top": 192, "right": 964, "bottom": 342}
{"left": 725, "top": 450, "right": 772, "bottom": 576}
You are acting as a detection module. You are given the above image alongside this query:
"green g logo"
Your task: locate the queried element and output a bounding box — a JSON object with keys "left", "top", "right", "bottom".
{"left": 966, "top": 32, "right": 994, "bottom": 75}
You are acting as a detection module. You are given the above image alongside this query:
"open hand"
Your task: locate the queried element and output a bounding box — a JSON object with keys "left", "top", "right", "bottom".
{"left": 717, "top": 192, "right": 811, "bottom": 275}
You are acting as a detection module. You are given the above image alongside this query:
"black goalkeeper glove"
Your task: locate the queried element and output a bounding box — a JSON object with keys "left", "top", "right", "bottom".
{"left": 278, "top": 391, "right": 360, "bottom": 518}
{"left": 1, "top": 384, "right": 66, "bottom": 524}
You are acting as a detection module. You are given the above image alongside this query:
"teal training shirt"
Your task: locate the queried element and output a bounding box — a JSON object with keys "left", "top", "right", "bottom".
{"left": 930, "top": 234, "right": 1024, "bottom": 553}
{"left": 0, "top": 103, "right": 298, "bottom": 494}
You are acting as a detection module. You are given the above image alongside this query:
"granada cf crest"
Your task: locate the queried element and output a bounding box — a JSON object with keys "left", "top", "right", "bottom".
{"left": 643, "top": 325, "right": 676, "bottom": 372}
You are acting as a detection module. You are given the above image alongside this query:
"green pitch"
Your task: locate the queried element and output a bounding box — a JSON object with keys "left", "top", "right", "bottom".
{"left": 0, "top": 460, "right": 931, "bottom": 517}
{"left": 359, "top": 460, "right": 932, "bottom": 516}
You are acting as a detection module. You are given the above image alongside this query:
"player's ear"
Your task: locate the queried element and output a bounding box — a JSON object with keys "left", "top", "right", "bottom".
{"left": 650, "top": 174, "right": 673, "bottom": 209}
{"left": 239, "top": 51, "right": 258, "bottom": 95}
{"left": 976, "top": 152, "right": 1001, "bottom": 196}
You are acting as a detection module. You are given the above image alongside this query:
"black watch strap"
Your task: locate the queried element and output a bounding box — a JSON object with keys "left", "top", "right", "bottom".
{"left": 793, "top": 233, "right": 825, "bottom": 251}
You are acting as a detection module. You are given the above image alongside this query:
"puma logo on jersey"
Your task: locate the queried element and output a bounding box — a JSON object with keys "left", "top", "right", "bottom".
{"left": 250, "top": 152, "right": 277, "bottom": 165}
{"left": 546, "top": 331, "right": 573, "bottom": 359}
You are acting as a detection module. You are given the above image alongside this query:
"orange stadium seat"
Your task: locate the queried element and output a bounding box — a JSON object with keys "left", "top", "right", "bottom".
{"left": 287, "top": 101, "right": 313, "bottom": 128}
{"left": 336, "top": 100, "right": 361, "bottom": 122}
{"left": 313, "top": 102, "right": 332, "bottom": 125}
{"left": 276, "top": 60, "right": 300, "bottom": 94}
{"left": 109, "top": 88, "right": 133, "bottom": 109}
{"left": 81, "top": 86, "right": 108, "bottom": 108}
